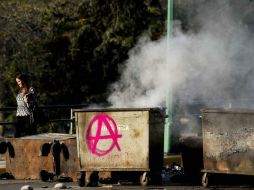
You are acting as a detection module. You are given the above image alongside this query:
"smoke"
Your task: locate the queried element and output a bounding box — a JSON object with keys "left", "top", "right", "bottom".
{"left": 108, "top": 0, "right": 254, "bottom": 109}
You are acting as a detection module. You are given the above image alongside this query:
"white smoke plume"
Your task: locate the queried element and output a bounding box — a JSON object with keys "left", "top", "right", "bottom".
{"left": 108, "top": 0, "right": 254, "bottom": 109}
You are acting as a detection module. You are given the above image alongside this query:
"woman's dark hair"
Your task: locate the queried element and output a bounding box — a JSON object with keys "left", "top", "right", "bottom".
{"left": 16, "top": 73, "right": 30, "bottom": 86}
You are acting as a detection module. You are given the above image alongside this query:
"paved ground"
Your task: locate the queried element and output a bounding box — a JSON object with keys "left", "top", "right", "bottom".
{"left": 1, "top": 160, "right": 254, "bottom": 190}
{"left": 0, "top": 180, "right": 254, "bottom": 190}
{"left": 1, "top": 174, "right": 254, "bottom": 190}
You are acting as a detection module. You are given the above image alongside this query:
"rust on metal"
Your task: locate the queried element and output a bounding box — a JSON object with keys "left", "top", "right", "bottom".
{"left": 74, "top": 108, "right": 165, "bottom": 173}
{"left": 202, "top": 109, "right": 254, "bottom": 175}
{"left": 5, "top": 133, "right": 79, "bottom": 181}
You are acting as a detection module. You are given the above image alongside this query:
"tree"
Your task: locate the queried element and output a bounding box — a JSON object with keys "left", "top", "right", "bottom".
{"left": 0, "top": 1, "right": 50, "bottom": 106}
{"left": 0, "top": 0, "right": 165, "bottom": 107}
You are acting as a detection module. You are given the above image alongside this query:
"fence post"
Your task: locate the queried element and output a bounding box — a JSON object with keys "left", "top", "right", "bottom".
{"left": 69, "top": 108, "right": 73, "bottom": 134}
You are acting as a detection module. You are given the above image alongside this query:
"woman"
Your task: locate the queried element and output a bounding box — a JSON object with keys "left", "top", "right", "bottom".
{"left": 15, "top": 73, "right": 37, "bottom": 137}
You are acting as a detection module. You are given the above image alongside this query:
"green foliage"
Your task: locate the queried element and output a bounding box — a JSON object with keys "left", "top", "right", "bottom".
{"left": 0, "top": 0, "right": 165, "bottom": 108}
{"left": 0, "top": 1, "right": 48, "bottom": 105}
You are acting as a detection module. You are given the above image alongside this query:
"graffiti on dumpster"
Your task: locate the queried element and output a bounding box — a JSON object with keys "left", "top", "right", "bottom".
{"left": 86, "top": 113, "right": 122, "bottom": 156}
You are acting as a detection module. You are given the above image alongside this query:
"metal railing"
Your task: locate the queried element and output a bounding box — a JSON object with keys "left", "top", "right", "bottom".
{"left": 0, "top": 104, "right": 110, "bottom": 136}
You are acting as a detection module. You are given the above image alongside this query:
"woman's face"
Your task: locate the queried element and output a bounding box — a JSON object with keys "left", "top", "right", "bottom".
{"left": 16, "top": 78, "right": 24, "bottom": 88}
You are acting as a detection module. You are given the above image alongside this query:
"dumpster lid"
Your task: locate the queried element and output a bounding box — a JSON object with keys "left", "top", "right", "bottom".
{"left": 73, "top": 107, "right": 165, "bottom": 112}
{"left": 7, "top": 133, "right": 76, "bottom": 140}
{"left": 201, "top": 108, "right": 254, "bottom": 114}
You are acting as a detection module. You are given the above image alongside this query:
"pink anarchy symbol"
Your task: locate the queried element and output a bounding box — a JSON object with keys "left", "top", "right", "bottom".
{"left": 86, "top": 113, "right": 122, "bottom": 156}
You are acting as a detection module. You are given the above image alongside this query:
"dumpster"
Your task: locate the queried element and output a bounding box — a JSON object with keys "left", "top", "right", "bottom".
{"left": 179, "top": 135, "right": 203, "bottom": 184}
{"left": 201, "top": 109, "right": 254, "bottom": 187}
{"left": 74, "top": 108, "right": 165, "bottom": 186}
{"left": 5, "top": 133, "right": 78, "bottom": 181}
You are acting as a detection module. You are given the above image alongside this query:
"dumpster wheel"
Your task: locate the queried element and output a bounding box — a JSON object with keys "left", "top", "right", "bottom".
{"left": 140, "top": 172, "right": 148, "bottom": 186}
{"left": 202, "top": 172, "right": 209, "bottom": 187}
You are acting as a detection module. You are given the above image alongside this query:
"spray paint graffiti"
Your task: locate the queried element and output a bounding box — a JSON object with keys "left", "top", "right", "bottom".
{"left": 86, "top": 113, "right": 122, "bottom": 156}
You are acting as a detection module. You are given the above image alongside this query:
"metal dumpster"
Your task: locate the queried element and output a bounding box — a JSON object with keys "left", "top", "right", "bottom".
{"left": 201, "top": 109, "right": 254, "bottom": 187}
{"left": 74, "top": 108, "right": 165, "bottom": 186}
{"left": 5, "top": 133, "right": 78, "bottom": 181}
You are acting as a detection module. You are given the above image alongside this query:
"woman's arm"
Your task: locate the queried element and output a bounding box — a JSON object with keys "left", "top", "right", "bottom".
{"left": 26, "top": 87, "right": 37, "bottom": 111}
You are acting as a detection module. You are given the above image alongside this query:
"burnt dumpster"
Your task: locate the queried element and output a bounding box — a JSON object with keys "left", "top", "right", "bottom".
{"left": 201, "top": 109, "right": 254, "bottom": 187}
{"left": 74, "top": 108, "right": 165, "bottom": 186}
{"left": 179, "top": 135, "right": 203, "bottom": 184}
{"left": 5, "top": 133, "right": 78, "bottom": 181}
